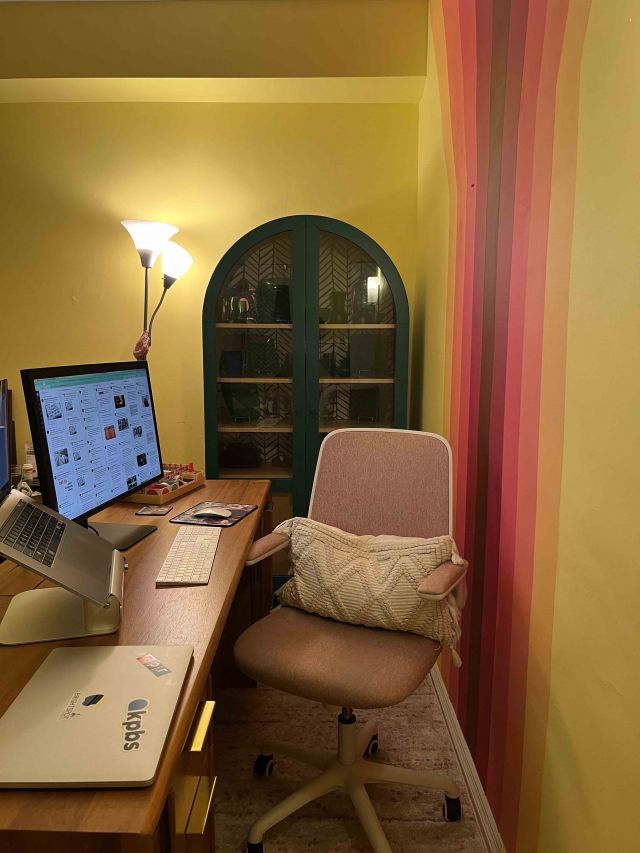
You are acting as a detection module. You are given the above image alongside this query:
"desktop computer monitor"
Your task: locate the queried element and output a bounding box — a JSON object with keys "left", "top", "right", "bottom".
{"left": 21, "top": 361, "right": 164, "bottom": 549}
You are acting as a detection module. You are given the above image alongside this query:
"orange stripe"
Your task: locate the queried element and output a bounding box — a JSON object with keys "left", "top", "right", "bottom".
{"left": 432, "top": 0, "right": 458, "bottom": 452}
{"left": 429, "top": 0, "right": 458, "bottom": 692}
{"left": 432, "top": 0, "right": 477, "bottom": 702}
{"left": 439, "top": 0, "right": 468, "bottom": 553}
{"left": 454, "top": 0, "right": 480, "bottom": 571}
{"left": 516, "top": 1, "right": 591, "bottom": 849}
{"left": 499, "top": 0, "right": 572, "bottom": 840}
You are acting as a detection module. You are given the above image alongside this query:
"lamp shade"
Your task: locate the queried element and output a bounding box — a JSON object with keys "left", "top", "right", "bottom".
{"left": 162, "top": 241, "right": 192, "bottom": 287}
{"left": 121, "top": 220, "right": 178, "bottom": 269}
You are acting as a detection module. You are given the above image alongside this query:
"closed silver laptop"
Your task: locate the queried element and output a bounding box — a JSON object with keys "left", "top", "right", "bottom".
{"left": 0, "top": 645, "right": 193, "bottom": 787}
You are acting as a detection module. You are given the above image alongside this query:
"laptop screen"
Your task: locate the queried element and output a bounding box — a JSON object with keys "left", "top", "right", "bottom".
{"left": 0, "top": 379, "right": 9, "bottom": 499}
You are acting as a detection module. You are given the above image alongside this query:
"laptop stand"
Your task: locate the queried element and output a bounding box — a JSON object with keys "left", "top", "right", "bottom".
{"left": 0, "top": 551, "right": 125, "bottom": 645}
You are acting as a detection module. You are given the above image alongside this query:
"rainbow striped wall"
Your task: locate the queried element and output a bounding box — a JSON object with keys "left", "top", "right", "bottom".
{"left": 427, "top": 1, "right": 591, "bottom": 849}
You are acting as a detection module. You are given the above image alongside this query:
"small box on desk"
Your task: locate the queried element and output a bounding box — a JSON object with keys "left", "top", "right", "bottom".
{"left": 126, "top": 471, "right": 205, "bottom": 505}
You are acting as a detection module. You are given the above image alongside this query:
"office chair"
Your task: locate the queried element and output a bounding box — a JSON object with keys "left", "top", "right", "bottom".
{"left": 234, "top": 429, "right": 468, "bottom": 853}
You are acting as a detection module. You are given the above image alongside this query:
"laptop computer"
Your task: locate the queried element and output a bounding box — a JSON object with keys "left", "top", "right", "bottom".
{"left": 0, "top": 645, "right": 193, "bottom": 787}
{"left": 0, "top": 378, "right": 120, "bottom": 608}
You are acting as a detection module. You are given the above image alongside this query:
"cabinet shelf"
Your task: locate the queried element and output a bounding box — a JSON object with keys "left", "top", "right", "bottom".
{"left": 219, "top": 466, "right": 292, "bottom": 480}
{"left": 217, "top": 377, "right": 292, "bottom": 384}
{"left": 319, "top": 419, "right": 394, "bottom": 433}
{"left": 215, "top": 323, "right": 293, "bottom": 330}
{"left": 218, "top": 419, "right": 293, "bottom": 433}
{"left": 320, "top": 324, "right": 396, "bottom": 330}
{"left": 318, "top": 378, "right": 394, "bottom": 385}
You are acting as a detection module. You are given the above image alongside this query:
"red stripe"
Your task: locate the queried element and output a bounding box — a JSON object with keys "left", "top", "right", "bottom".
{"left": 464, "top": 0, "right": 518, "bottom": 762}
{"left": 456, "top": 0, "right": 494, "bottom": 742}
{"left": 475, "top": 0, "right": 532, "bottom": 786}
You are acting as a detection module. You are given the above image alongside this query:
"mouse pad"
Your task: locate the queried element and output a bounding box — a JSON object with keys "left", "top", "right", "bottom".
{"left": 170, "top": 501, "right": 258, "bottom": 527}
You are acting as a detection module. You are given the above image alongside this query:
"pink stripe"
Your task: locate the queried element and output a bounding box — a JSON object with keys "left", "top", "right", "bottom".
{"left": 485, "top": 0, "right": 550, "bottom": 815}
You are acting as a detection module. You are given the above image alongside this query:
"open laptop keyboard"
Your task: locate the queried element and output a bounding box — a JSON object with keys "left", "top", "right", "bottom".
{"left": 155, "top": 525, "right": 221, "bottom": 586}
{"left": 0, "top": 502, "right": 66, "bottom": 567}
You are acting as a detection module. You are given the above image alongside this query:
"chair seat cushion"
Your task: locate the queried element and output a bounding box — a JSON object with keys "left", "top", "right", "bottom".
{"left": 233, "top": 606, "right": 441, "bottom": 709}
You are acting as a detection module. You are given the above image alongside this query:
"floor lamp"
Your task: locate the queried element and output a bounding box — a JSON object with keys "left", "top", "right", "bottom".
{"left": 121, "top": 220, "right": 192, "bottom": 359}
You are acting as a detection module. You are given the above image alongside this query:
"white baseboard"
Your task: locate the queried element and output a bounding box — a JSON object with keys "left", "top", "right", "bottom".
{"left": 430, "top": 668, "right": 506, "bottom": 853}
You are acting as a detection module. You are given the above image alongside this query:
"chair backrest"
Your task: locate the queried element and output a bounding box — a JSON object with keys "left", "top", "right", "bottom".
{"left": 308, "top": 429, "right": 452, "bottom": 539}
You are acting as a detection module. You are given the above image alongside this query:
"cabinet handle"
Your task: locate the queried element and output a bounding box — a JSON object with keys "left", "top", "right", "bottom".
{"left": 187, "top": 700, "right": 215, "bottom": 753}
{"left": 186, "top": 774, "right": 217, "bottom": 835}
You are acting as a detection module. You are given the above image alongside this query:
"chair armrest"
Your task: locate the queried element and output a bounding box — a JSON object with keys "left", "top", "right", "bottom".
{"left": 417, "top": 559, "right": 468, "bottom": 601}
{"left": 245, "top": 532, "right": 290, "bottom": 566}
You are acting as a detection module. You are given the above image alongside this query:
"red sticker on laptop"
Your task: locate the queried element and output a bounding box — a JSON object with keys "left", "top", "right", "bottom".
{"left": 137, "top": 653, "right": 171, "bottom": 677}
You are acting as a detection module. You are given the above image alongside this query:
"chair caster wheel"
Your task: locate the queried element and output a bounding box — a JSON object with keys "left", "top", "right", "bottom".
{"left": 443, "top": 795, "right": 462, "bottom": 821}
{"left": 364, "top": 734, "right": 379, "bottom": 757}
{"left": 253, "top": 753, "right": 274, "bottom": 777}
{"left": 247, "top": 842, "right": 264, "bottom": 853}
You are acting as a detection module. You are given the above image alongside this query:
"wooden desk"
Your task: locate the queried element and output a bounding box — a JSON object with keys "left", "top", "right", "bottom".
{"left": 0, "top": 479, "right": 271, "bottom": 853}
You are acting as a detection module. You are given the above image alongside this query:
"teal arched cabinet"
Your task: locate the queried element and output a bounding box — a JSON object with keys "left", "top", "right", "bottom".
{"left": 203, "top": 216, "right": 409, "bottom": 516}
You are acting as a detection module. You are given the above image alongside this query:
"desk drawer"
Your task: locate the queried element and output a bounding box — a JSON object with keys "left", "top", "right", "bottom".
{"left": 170, "top": 694, "right": 216, "bottom": 853}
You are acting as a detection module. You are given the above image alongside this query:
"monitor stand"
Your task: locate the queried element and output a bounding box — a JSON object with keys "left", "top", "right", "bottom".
{"left": 88, "top": 522, "right": 157, "bottom": 551}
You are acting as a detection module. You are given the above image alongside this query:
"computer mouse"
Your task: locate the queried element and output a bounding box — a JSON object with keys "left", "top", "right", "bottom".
{"left": 193, "top": 507, "right": 232, "bottom": 519}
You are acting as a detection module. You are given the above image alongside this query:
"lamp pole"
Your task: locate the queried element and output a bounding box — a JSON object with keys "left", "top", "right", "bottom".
{"left": 144, "top": 266, "right": 149, "bottom": 330}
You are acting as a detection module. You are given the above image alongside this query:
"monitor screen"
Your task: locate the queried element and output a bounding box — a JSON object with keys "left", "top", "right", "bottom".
{"left": 0, "top": 379, "right": 9, "bottom": 498}
{"left": 21, "top": 362, "right": 163, "bottom": 521}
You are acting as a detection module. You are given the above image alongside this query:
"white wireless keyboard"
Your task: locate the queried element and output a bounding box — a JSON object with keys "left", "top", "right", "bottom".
{"left": 155, "top": 525, "right": 221, "bottom": 587}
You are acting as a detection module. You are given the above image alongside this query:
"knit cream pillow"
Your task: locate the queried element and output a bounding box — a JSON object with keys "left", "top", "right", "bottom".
{"left": 274, "top": 517, "right": 463, "bottom": 659}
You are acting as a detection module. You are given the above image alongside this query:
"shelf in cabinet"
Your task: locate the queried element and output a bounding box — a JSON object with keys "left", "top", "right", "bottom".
{"left": 218, "top": 419, "right": 293, "bottom": 433}
{"left": 217, "top": 377, "right": 292, "bottom": 384}
{"left": 320, "top": 324, "right": 396, "bottom": 330}
{"left": 318, "top": 378, "right": 394, "bottom": 384}
{"left": 215, "top": 323, "right": 293, "bottom": 330}
{"left": 219, "top": 466, "right": 292, "bottom": 480}
{"left": 319, "top": 419, "right": 394, "bottom": 433}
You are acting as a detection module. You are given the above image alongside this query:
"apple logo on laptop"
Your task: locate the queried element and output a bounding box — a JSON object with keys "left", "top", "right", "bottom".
{"left": 82, "top": 694, "right": 104, "bottom": 707}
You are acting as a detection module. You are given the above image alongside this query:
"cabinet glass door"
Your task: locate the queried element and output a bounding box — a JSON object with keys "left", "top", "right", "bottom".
{"left": 204, "top": 220, "right": 307, "bottom": 512}
{"left": 304, "top": 219, "right": 407, "bottom": 499}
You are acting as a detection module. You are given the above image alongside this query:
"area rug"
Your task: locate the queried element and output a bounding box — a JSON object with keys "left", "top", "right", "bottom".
{"left": 213, "top": 673, "right": 486, "bottom": 852}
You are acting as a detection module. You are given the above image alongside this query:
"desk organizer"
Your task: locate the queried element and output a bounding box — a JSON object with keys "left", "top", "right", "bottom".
{"left": 126, "top": 471, "right": 205, "bottom": 505}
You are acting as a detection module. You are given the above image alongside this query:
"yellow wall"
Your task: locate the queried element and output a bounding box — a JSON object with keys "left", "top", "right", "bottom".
{"left": 0, "top": 0, "right": 426, "bottom": 80}
{"left": 0, "top": 102, "right": 417, "bottom": 469}
{"left": 538, "top": 3, "right": 640, "bottom": 850}
{"left": 412, "top": 18, "right": 449, "bottom": 434}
